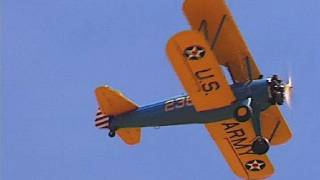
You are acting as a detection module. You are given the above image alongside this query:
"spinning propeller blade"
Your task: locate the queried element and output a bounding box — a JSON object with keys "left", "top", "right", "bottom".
{"left": 284, "top": 76, "right": 293, "bottom": 107}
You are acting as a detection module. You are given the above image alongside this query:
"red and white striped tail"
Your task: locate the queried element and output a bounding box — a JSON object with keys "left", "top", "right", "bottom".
{"left": 95, "top": 108, "right": 110, "bottom": 129}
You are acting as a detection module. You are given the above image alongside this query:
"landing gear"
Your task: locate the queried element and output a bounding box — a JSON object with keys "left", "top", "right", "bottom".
{"left": 252, "top": 136, "right": 270, "bottom": 155}
{"left": 234, "top": 105, "right": 252, "bottom": 122}
{"left": 108, "top": 131, "right": 116, "bottom": 138}
{"left": 236, "top": 98, "right": 270, "bottom": 154}
{"left": 250, "top": 109, "right": 270, "bottom": 154}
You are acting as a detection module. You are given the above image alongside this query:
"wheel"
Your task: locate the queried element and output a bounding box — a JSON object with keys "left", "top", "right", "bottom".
{"left": 108, "top": 131, "right": 116, "bottom": 138}
{"left": 252, "top": 137, "right": 270, "bottom": 155}
{"left": 234, "top": 106, "right": 252, "bottom": 122}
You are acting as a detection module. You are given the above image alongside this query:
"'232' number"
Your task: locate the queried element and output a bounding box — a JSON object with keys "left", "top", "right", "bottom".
{"left": 164, "top": 96, "right": 192, "bottom": 112}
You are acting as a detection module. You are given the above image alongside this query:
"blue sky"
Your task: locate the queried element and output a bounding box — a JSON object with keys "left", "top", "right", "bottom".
{"left": 2, "top": 0, "right": 320, "bottom": 179}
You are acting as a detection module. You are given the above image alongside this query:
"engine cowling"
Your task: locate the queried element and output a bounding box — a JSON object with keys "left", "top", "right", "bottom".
{"left": 268, "top": 75, "right": 285, "bottom": 105}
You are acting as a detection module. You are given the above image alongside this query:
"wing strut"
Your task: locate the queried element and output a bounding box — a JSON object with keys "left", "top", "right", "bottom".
{"left": 268, "top": 120, "right": 281, "bottom": 143}
{"left": 210, "top": 15, "right": 227, "bottom": 49}
{"left": 245, "top": 56, "right": 253, "bottom": 82}
{"left": 226, "top": 63, "right": 236, "bottom": 84}
{"left": 198, "top": 20, "right": 209, "bottom": 39}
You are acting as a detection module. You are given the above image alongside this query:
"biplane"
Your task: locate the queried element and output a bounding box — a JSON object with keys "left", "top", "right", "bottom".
{"left": 94, "top": 0, "right": 292, "bottom": 179}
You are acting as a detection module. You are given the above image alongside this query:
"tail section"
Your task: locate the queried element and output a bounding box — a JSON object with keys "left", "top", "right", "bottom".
{"left": 95, "top": 108, "right": 110, "bottom": 129}
{"left": 95, "top": 86, "right": 138, "bottom": 116}
{"left": 95, "top": 86, "right": 141, "bottom": 145}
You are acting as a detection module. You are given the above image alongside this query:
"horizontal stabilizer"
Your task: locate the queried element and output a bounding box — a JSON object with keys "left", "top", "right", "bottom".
{"left": 117, "top": 128, "right": 141, "bottom": 145}
{"left": 95, "top": 86, "right": 138, "bottom": 116}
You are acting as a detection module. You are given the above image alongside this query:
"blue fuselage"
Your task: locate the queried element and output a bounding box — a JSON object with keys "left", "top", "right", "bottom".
{"left": 110, "top": 79, "right": 271, "bottom": 130}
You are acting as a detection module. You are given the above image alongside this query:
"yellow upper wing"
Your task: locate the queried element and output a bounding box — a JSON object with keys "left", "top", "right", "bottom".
{"left": 205, "top": 119, "right": 274, "bottom": 179}
{"left": 166, "top": 31, "right": 235, "bottom": 112}
{"left": 183, "top": 0, "right": 261, "bottom": 83}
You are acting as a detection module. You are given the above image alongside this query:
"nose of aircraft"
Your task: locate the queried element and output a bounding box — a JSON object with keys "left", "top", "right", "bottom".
{"left": 268, "top": 75, "right": 285, "bottom": 105}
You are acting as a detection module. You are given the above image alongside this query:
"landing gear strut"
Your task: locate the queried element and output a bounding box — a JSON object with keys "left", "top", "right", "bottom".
{"left": 251, "top": 108, "right": 270, "bottom": 155}
{"left": 237, "top": 98, "right": 270, "bottom": 154}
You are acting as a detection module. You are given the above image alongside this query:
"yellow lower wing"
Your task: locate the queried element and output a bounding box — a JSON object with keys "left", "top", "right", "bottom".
{"left": 205, "top": 119, "right": 274, "bottom": 179}
{"left": 95, "top": 86, "right": 141, "bottom": 145}
{"left": 166, "top": 31, "right": 235, "bottom": 112}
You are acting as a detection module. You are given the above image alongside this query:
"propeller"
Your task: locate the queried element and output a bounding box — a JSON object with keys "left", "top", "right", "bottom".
{"left": 268, "top": 75, "right": 293, "bottom": 106}
{"left": 284, "top": 76, "right": 293, "bottom": 107}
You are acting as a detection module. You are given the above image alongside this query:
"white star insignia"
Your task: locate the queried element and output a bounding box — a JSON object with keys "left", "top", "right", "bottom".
{"left": 184, "top": 46, "right": 205, "bottom": 60}
{"left": 245, "top": 160, "right": 266, "bottom": 171}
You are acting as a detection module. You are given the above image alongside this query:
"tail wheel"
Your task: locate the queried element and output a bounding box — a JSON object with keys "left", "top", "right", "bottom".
{"left": 108, "top": 131, "right": 116, "bottom": 138}
{"left": 252, "top": 137, "right": 270, "bottom": 155}
{"left": 234, "top": 106, "right": 252, "bottom": 122}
